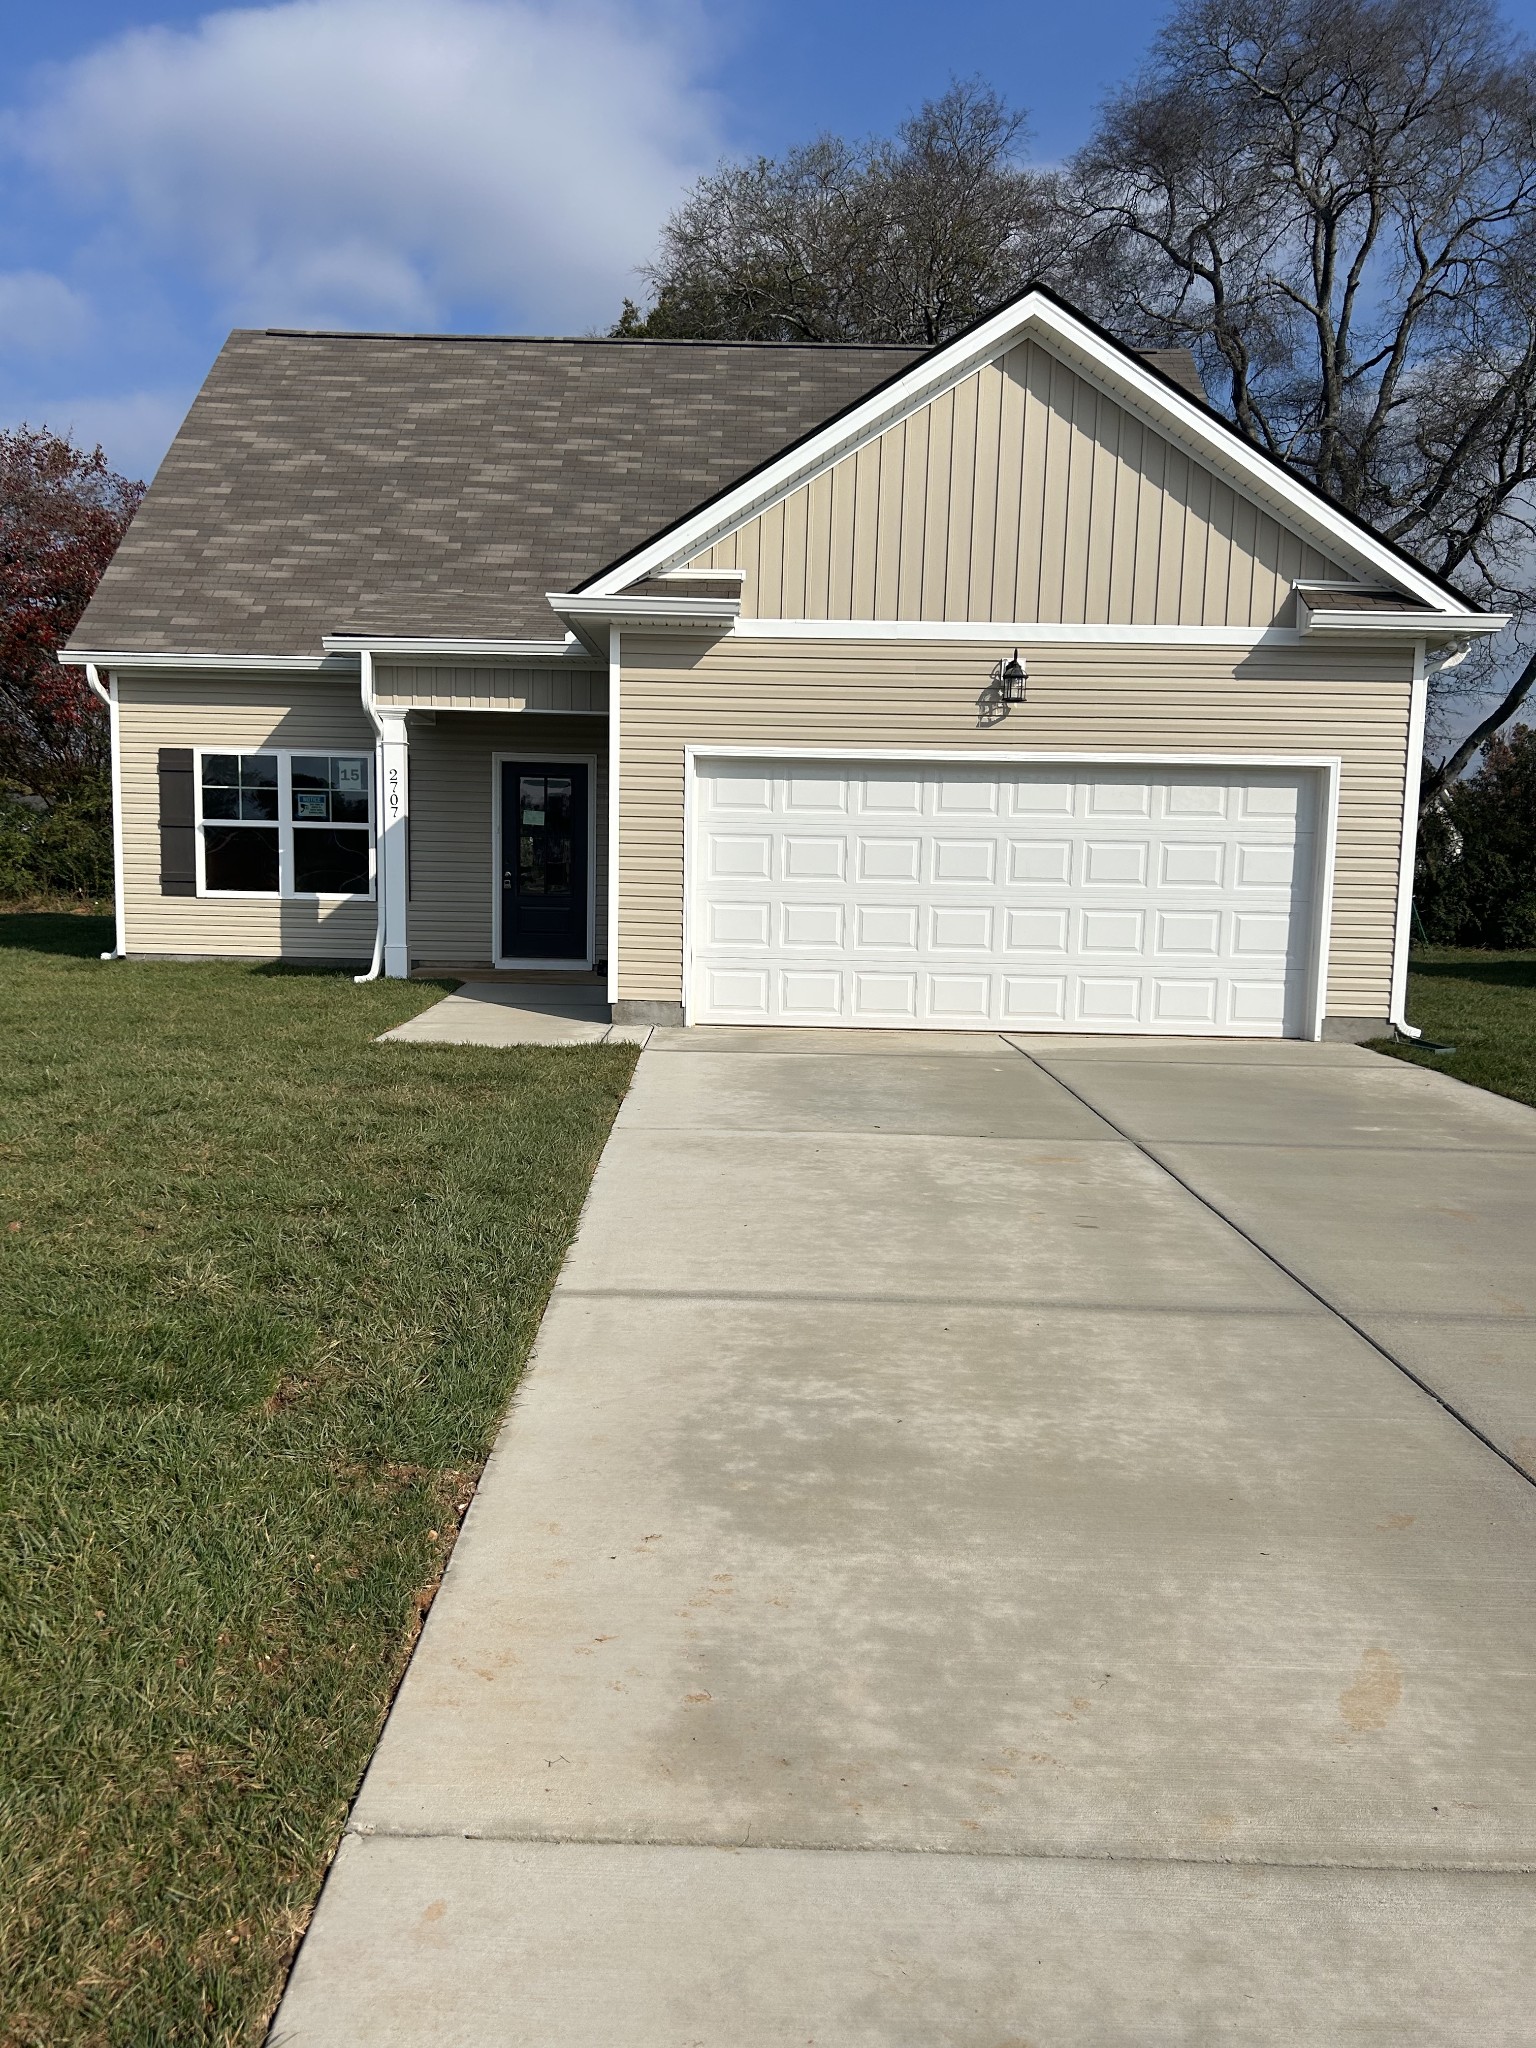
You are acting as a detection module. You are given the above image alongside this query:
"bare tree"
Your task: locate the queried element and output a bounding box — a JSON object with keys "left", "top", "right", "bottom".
{"left": 1070, "top": 0, "right": 1536, "bottom": 800}
{"left": 617, "top": 82, "right": 1056, "bottom": 346}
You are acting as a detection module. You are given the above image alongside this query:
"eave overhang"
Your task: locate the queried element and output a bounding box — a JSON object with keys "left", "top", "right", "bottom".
{"left": 546, "top": 590, "right": 742, "bottom": 656}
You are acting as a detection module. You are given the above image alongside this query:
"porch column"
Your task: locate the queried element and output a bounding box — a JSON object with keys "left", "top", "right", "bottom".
{"left": 377, "top": 707, "right": 410, "bottom": 978}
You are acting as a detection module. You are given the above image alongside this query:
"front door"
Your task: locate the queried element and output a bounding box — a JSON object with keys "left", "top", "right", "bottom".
{"left": 500, "top": 762, "right": 589, "bottom": 961}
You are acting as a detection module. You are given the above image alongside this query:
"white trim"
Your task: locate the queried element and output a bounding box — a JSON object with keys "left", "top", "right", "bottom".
{"left": 607, "top": 627, "right": 620, "bottom": 1004}
{"left": 728, "top": 618, "right": 1304, "bottom": 648}
{"left": 580, "top": 291, "right": 1479, "bottom": 622}
{"left": 354, "top": 651, "right": 386, "bottom": 982}
{"left": 326, "top": 634, "right": 584, "bottom": 660}
{"left": 1311, "top": 763, "right": 1342, "bottom": 1042}
{"left": 1389, "top": 644, "right": 1430, "bottom": 1028}
{"left": 193, "top": 744, "right": 376, "bottom": 903}
{"left": 490, "top": 748, "right": 599, "bottom": 973}
{"left": 87, "top": 665, "right": 128, "bottom": 960}
{"left": 653, "top": 568, "right": 745, "bottom": 586}
{"left": 68, "top": 649, "right": 351, "bottom": 672}
{"left": 1298, "top": 602, "right": 1501, "bottom": 640}
{"left": 682, "top": 745, "right": 1342, "bottom": 1041}
{"left": 375, "top": 707, "right": 410, "bottom": 977}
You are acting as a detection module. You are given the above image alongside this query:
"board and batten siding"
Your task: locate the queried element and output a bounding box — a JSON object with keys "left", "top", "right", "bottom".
{"left": 683, "top": 340, "right": 1350, "bottom": 629}
{"left": 615, "top": 635, "right": 1415, "bottom": 1019}
{"left": 374, "top": 665, "right": 607, "bottom": 714}
{"left": 117, "top": 674, "right": 377, "bottom": 959}
{"left": 407, "top": 711, "right": 608, "bottom": 969}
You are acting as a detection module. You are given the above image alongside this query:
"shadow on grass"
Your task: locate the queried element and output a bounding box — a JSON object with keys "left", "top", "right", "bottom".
{"left": 1411, "top": 952, "right": 1536, "bottom": 990}
{"left": 0, "top": 911, "right": 114, "bottom": 958}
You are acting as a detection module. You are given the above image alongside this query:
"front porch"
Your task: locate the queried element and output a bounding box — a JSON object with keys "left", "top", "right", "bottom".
{"left": 378, "top": 696, "right": 609, "bottom": 981}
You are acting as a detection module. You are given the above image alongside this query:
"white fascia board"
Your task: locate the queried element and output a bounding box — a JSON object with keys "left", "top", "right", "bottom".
{"left": 579, "top": 289, "right": 1482, "bottom": 624}
{"left": 64, "top": 648, "right": 349, "bottom": 672}
{"left": 323, "top": 633, "right": 584, "bottom": 659}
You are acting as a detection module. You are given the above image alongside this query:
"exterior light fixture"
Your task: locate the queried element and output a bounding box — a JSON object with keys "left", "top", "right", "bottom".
{"left": 993, "top": 648, "right": 1027, "bottom": 705}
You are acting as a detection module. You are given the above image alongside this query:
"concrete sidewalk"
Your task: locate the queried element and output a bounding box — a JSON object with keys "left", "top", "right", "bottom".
{"left": 272, "top": 1033, "right": 1536, "bottom": 2045}
{"left": 378, "top": 979, "right": 652, "bottom": 1047}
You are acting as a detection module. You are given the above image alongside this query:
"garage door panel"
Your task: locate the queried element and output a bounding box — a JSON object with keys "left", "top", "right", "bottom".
{"left": 692, "top": 761, "right": 1320, "bottom": 1036}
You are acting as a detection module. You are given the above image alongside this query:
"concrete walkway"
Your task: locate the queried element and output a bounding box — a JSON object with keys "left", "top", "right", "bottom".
{"left": 379, "top": 979, "right": 652, "bottom": 1046}
{"left": 273, "top": 1033, "right": 1536, "bottom": 2045}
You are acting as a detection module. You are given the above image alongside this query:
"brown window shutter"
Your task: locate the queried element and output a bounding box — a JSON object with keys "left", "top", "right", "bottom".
{"left": 157, "top": 748, "right": 197, "bottom": 895}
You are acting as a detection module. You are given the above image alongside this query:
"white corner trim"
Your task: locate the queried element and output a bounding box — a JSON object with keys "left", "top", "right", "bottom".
{"left": 579, "top": 290, "right": 1481, "bottom": 624}
{"left": 682, "top": 745, "right": 1341, "bottom": 1043}
{"left": 1389, "top": 644, "right": 1430, "bottom": 1028}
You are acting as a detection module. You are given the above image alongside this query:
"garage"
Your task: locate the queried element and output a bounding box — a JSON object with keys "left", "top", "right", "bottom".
{"left": 688, "top": 756, "right": 1329, "bottom": 1036}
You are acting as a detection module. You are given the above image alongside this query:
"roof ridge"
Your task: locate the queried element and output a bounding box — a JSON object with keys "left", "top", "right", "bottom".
{"left": 254, "top": 329, "right": 924, "bottom": 350}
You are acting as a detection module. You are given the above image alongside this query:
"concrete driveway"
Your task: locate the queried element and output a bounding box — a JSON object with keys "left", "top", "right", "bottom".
{"left": 273, "top": 1032, "right": 1536, "bottom": 2046}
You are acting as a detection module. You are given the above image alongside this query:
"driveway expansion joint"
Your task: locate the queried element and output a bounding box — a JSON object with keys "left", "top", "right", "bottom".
{"left": 338, "top": 1825, "right": 1536, "bottom": 1878}
{"left": 1011, "top": 1042, "right": 1536, "bottom": 1491}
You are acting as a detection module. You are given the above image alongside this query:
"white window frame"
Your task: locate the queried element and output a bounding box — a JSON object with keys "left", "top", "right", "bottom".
{"left": 194, "top": 746, "right": 376, "bottom": 902}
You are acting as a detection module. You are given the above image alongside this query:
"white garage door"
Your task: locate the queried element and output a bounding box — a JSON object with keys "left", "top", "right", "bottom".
{"left": 689, "top": 758, "right": 1323, "bottom": 1036}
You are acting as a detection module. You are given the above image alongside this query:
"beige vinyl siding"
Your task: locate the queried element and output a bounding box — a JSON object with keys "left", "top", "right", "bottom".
{"left": 375, "top": 666, "right": 607, "bottom": 714}
{"left": 615, "top": 635, "right": 1414, "bottom": 1018}
{"left": 686, "top": 340, "right": 1351, "bottom": 628}
{"left": 407, "top": 712, "right": 607, "bottom": 969}
{"left": 118, "top": 674, "right": 377, "bottom": 959}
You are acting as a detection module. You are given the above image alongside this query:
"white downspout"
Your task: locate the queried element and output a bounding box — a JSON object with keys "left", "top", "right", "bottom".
{"left": 1389, "top": 638, "right": 1469, "bottom": 1042}
{"left": 606, "top": 624, "right": 620, "bottom": 1010}
{"left": 354, "top": 649, "right": 386, "bottom": 984}
{"left": 84, "top": 662, "right": 127, "bottom": 961}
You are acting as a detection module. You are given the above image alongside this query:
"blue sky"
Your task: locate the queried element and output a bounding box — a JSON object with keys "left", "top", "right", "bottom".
{"left": 3, "top": 0, "right": 1536, "bottom": 484}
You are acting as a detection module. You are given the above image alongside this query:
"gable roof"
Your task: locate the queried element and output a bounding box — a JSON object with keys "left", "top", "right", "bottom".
{"left": 574, "top": 285, "right": 1493, "bottom": 628}
{"left": 68, "top": 330, "right": 924, "bottom": 658}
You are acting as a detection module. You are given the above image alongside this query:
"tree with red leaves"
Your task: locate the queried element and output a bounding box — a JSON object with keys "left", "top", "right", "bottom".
{"left": 0, "top": 428, "right": 142, "bottom": 803}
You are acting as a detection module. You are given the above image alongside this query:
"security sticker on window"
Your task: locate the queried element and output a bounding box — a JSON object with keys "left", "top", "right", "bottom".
{"left": 296, "top": 792, "right": 328, "bottom": 820}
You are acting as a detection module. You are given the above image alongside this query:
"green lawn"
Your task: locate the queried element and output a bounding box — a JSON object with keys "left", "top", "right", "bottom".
{"left": 0, "top": 914, "right": 637, "bottom": 2046}
{"left": 1370, "top": 948, "right": 1536, "bottom": 1109}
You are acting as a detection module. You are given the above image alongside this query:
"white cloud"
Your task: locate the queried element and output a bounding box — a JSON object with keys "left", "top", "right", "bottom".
{"left": 1, "top": 389, "right": 195, "bottom": 483}
{"left": 8, "top": 0, "right": 722, "bottom": 331}
{"left": 0, "top": 270, "right": 91, "bottom": 355}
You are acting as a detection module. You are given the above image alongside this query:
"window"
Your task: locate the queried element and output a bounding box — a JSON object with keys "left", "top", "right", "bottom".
{"left": 198, "top": 750, "right": 373, "bottom": 898}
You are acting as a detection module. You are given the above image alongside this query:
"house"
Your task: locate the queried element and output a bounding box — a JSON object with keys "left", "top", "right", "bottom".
{"left": 67, "top": 287, "right": 1502, "bottom": 1038}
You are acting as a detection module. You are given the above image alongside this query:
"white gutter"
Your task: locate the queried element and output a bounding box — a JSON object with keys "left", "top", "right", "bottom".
{"left": 66, "top": 648, "right": 351, "bottom": 672}
{"left": 83, "top": 663, "right": 128, "bottom": 961}
{"left": 322, "top": 633, "right": 584, "bottom": 661}
{"left": 547, "top": 590, "right": 740, "bottom": 657}
{"left": 354, "top": 649, "right": 386, "bottom": 984}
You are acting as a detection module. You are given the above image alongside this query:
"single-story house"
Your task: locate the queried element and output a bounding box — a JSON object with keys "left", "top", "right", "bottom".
{"left": 68, "top": 286, "right": 1503, "bottom": 1037}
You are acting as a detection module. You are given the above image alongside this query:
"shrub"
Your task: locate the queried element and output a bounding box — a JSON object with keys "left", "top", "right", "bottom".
{"left": 0, "top": 777, "right": 113, "bottom": 902}
{"left": 1417, "top": 725, "right": 1536, "bottom": 947}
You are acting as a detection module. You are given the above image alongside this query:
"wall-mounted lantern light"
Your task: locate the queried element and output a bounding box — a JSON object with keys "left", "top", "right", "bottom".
{"left": 993, "top": 648, "right": 1027, "bottom": 705}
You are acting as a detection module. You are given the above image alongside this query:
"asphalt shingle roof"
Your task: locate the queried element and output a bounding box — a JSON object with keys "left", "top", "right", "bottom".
{"left": 71, "top": 330, "right": 925, "bottom": 657}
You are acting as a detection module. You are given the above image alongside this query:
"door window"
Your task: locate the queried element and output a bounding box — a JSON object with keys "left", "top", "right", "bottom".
{"left": 518, "top": 774, "right": 574, "bottom": 897}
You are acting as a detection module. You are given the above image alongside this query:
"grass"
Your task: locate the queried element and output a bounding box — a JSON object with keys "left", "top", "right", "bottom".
{"left": 0, "top": 913, "right": 637, "bottom": 2045}
{"left": 1369, "top": 948, "right": 1536, "bottom": 1109}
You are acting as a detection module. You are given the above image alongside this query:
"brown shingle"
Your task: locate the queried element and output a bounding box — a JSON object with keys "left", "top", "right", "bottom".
{"left": 72, "top": 331, "right": 923, "bottom": 656}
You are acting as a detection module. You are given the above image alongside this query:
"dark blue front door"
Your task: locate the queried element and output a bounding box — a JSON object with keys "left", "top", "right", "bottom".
{"left": 500, "top": 762, "right": 588, "bottom": 961}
